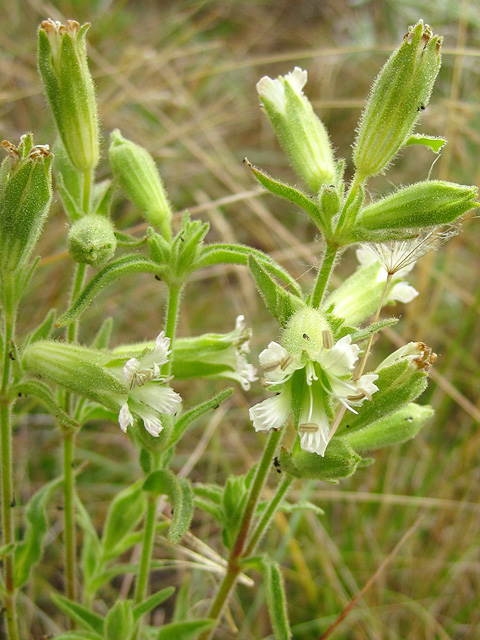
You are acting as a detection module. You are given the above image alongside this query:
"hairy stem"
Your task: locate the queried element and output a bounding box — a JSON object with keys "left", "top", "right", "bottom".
{"left": 0, "top": 304, "right": 19, "bottom": 640}
{"left": 200, "top": 428, "right": 283, "bottom": 640}
{"left": 310, "top": 244, "right": 338, "bottom": 309}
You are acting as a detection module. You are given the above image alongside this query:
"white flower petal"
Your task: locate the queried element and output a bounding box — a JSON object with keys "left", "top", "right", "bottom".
{"left": 122, "top": 357, "right": 140, "bottom": 386}
{"left": 356, "top": 248, "right": 376, "bottom": 268}
{"left": 134, "top": 406, "right": 164, "bottom": 437}
{"left": 133, "top": 383, "right": 182, "bottom": 415}
{"left": 118, "top": 402, "right": 134, "bottom": 433}
{"left": 249, "top": 391, "right": 291, "bottom": 432}
{"left": 285, "top": 67, "right": 308, "bottom": 95}
{"left": 256, "top": 76, "right": 286, "bottom": 114}
{"left": 299, "top": 422, "right": 329, "bottom": 457}
{"left": 235, "top": 353, "right": 258, "bottom": 390}
{"left": 319, "top": 335, "right": 360, "bottom": 376}
{"left": 389, "top": 282, "right": 419, "bottom": 304}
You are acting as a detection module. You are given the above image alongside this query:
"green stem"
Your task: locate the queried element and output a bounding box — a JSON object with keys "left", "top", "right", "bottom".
{"left": 200, "top": 428, "right": 283, "bottom": 640}
{"left": 0, "top": 308, "right": 19, "bottom": 640}
{"left": 244, "top": 476, "right": 292, "bottom": 558}
{"left": 82, "top": 168, "right": 93, "bottom": 215}
{"left": 63, "top": 430, "right": 77, "bottom": 604}
{"left": 134, "top": 494, "right": 158, "bottom": 605}
{"left": 67, "top": 263, "right": 87, "bottom": 345}
{"left": 134, "top": 284, "right": 182, "bottom": 617}
{"left": 310, "top": 244, "right": 338, "bottom": 309}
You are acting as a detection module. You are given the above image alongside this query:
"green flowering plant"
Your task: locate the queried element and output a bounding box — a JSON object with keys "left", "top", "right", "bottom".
{"left": 0, "top": 17, "right": 477, "bottom": 640}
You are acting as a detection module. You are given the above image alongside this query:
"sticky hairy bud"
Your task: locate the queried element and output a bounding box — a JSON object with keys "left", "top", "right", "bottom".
{"left": 68, "top": 214, "right": 117, "bottom": 267}
{"left": 0, "top": 135, "right": 52, "bottom": 273}
{"left": 257, "top": 67, "right": 335, "bottom": 192}
{"left": 281, "top": 307, "right": 332, "bottom": 359}
{"left": 38, "top": 20, "right": 99, "bottom": 171}
{"left": 353, "top": 20, "right": 441, "bottom": 179}
{"left": 109, "top": 129, "right": 172, "bottom": 239}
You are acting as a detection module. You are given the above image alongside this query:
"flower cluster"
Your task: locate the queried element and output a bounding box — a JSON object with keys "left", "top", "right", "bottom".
{"left": 116, "top": 331, "right": 182, "bottom": 437}
{"left": 250, "top": 331, "right": 378, "bottom": 457}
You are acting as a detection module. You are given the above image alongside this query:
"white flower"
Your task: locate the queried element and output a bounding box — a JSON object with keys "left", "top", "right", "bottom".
{"left": 356, "top": 247, "right": 419, "bottom": 304}
{"left": 115, "top": 331, "right": 181, "bottom": 437}
{"left": 249, "top": 335, "right": 378, "bottom": 456}
{"left": 256, "top": 67, "right": 307, "bottom": 115}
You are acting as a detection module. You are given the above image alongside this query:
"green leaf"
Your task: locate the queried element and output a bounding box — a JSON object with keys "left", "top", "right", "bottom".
{"left": 93, "top": 179, "right": 114, "bottom": 217}
{"left": 248, "top": 255, "right": 303, "bottom": 327}
{"left": 133, "top": 587, "right": 175, "bottom": 623}
{"left": 198, "top": 243, "right": 302, "bottom": 297}
{"left": 14, "top": 475, "right": 63, "bottom": 588}
{"left": 115, "top": 230, "right": 148, "bottom": 247}
{"left": 168, "top": 388, "right": 233, "bottom": 451}
{"left": 244, "top": 158, "right": 321, "bottom": 222}
{"left": 0, "top": 543, "right": 15, "bottom": 558}
{"left": 56, "top": 254, "right": 165, "bottom": 326}
{"left": 92, "top": 317, "right": 113, "bottom": 349}
{"left": 49, "top": 633, "right": 103, "bottom": 640}
{"left": 75, "top": 497, "right": 101, "bottom": 596}
{"left": 23, "top": 308, "right": 56, "bottom": 348}
{"left": 338, "top": 317, "right": 399, "bottom": 342}
{"left": 143, "top": 471, "right": 194, "bottom": 544}
{"left": 156, "top": 619, "right": 214, "bottom": 640}
{"left": 278, "top": 500, "right": 324, "bottom": 516}
{"left": 51, "top": 594, "right": 104, "bottom": 635}
{"left": 101, "top": 480, "right": 146, "bottom": 561}
{"left": 262, "top": 557, "right": 292, "bottom": 640}
{"left": 105, "top": 600, "right": 134, "bottom": 640}
{"left": 12, "top": 380, "right": 79, "bottom": 430}
{"left": 404, "top": 133, "right": 446, "bottom": 153}
{"left": 56, "top": 172, "right": 83, "bottom": 222}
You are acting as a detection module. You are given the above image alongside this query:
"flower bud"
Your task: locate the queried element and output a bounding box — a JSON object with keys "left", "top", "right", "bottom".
{"left": 257, "top": 67, "right": 335, "bottom": 192}
{"left": 355, "top": 181, "right": 478, "bottom": 235}
{"left": 0, "top": 136, "right": 52, "bottom": 272}
{"left": 38, "top": 20, "right": 99, "bottom": 172}
{"left": 68, "top": 214, "right": 117, "bottom": 267}
{"left": 281, "top": 307, "right": 332, "bottom": 359}
{"left": 278, "top": 439, "right": 362, "bottom": 482}
{"left": 22, "top": 340, "right": 126, "bottom": 410}
{"left": 338, "top": 342, "right": 436, "bottom": 434}
{"left": 115, "top": 316, "right": 257, "bottom": 390}
{"left": 109, "top": 129, "right": 172, "bottom": 239}
{"left": 353, "top": 21, "right": 441, "bottom": 180}
{"left": 341, "top": 403, "right": 434, "bottom": 452}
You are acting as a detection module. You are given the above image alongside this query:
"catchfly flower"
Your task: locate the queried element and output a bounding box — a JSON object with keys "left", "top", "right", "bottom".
{"left": 116, "top": 331, "right": 182, "bottom": 436}
{"left": 249, "top": 309, "right": 378, "bottom": 456}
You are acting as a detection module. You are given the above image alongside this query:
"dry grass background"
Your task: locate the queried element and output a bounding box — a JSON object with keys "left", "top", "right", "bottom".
{"left": 2, "top": 0, "right": 480, "bottom": 638}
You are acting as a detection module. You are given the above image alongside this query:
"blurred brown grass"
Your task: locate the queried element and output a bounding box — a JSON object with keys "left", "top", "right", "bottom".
{"left": 3, "top": 0, "right": 480, "bottom": 638}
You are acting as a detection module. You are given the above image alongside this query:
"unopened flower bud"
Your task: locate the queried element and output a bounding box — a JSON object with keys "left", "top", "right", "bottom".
{"left": 68, "top": 214, "right": 117, "bottom": 267}
{"left": 0, "top": 135, "right": 52, "bottom": 273}
{"left": 341, "top": 403, "right": 434, "bottom": 452}
{"left": 257, "top": 67, "right": 335, "bottom": 192}
{"left": 109, "top": 130, "right": 172, "bottom": 239}
{"left": 353, "top": 21, "right": 441, "bottom": 180}
{"left": 38, "top": 20, "right": 99, "bottom": 171}
{"left": 355, "top": 181, "right": 478, "bottom": 236}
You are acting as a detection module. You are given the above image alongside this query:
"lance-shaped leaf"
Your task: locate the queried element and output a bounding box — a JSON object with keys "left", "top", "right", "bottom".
{"left": 168, "top": 388, "right": 233, "bottom": 451}
{"left": 261, "top": 557, "right": 292, "bottom": 640}
{"left": 105, "top": 601, "right": 134, "bottom": 640}
{"left": 198, "top": 243, "right": 302, "bottom": 297}
{"left": 76, "top": 497, "right": 101, "bottom": 597}
{"left": 248, "top": 255, "right": 303, "bottom": 326}
{"left": 11, "top": 380, "right": 79, "bottom": 430}
{"left": 14, "top": 475, "right": 64, "bottom": 587}
{"left": 101, "top": 480, "right": 146, "bottom": 561}
{"left": 143, "top": 470, "right": 194, "bottom": 544}
{"left": 51, "top": 594, "right": 104, "bottom": 636}
{"left": 341, "top": 402, "right": 434, "bottom": 452}
{"left": 50, "top": 633, "right": 103, "bottom": 640}
{"left": 57, "top": 173, "right": 83, "bottom": 222}
{"left": 156, "top": 619, "right": 214, "bottom": 640}
{"left": 56, "top": 254, "right": 165, "bottom": 326}
{"left": 244, "top": 158, "right": 322, "bottom": 223}
{"left": 22, "top": 308, "right": 56, "bottom": 349}
{"left": 404, "top": 134, "right": 446, "bottom": 153}
{"left": 132, "top": 587, "right": 175, "bottom": 623}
